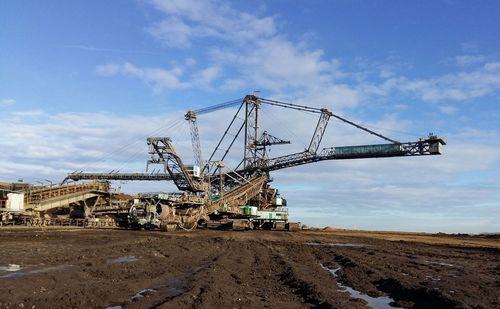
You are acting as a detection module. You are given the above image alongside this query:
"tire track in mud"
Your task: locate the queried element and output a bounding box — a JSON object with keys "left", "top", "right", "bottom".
{"left": 163, "top": 238, "right": 308, "bottom": 308}
{"left": 270, "top": 246, "right": 334, "bottom": 308}
{"left": 0, "top": 230, "right": 498, "bottom": 309}
{"left": 265, "top": 241, "right": 369, "bottom": 309}
{"left": 113, "top": 237, "right": 230, "bottom": 309}
{"left": 306, "top": 242, "right": 470, "bottom": 309}
{"left": 278, "top": 264, "right": 335, "bottom": 308}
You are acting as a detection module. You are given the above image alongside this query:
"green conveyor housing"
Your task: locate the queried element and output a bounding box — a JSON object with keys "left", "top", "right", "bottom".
{"left": 334, "top": 144, "right": 404, "bottom": 158}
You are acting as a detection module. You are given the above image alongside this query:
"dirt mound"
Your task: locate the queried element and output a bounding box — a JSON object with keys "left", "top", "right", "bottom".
{"left": 322, "top": 226, "right": 337, "bottom": 231}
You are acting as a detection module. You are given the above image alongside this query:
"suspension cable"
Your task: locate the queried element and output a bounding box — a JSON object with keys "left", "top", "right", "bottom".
{"left": 329, "top": 113, "right": 400, "bottom": 144}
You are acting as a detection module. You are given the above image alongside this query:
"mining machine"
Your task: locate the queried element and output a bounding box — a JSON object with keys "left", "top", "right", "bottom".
{"left": 0, "top": 180, "right": 117, "bottom": 227}
{"left": 65, "top": 94, "right": 446, "bottom": 231}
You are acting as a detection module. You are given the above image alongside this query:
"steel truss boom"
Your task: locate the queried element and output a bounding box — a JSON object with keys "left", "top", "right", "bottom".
{"left": 246, "top": 137, "right": 446, "bottom": 174}
{"left": 66, "top": 95, "right": 445, "bottom": 189}
{"left": 146, "top": 137, "right": 206, "bottom": 192}
{"left": 66, "top": 137, "right": 445, "bottom": 183}
{"left": 64, "top": 172, "right": 174, "bottom": 182}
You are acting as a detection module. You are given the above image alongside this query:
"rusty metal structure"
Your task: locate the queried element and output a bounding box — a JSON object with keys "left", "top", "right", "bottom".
{"left": 0, "top": 94, "right": 445, "bottom": 230}
{"left": 0, "top": 180, "right": 119, "bottom": 227}
{"left": 58, "top": 94, "right": 445, "bottom": 231}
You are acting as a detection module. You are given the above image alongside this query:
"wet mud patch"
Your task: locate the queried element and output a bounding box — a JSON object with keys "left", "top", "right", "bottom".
{"left": 280, "top": 266, "right": 335, "bottom": 308}
{"left": 108, "top": 256, "right": 138, "bottom": 264}
{"left": 424, "top": 260, "right": 462, "bottom": 268}
{"left": 0, "top": 264, "right": 21, "bottom": 272}
{"left": 0, "top": 229, "right": 498, "bottom": 308}
{"left": 149, "top": 263, "right": 211, "bottom": 308}
{"left": 321, "top": 264, "right": 394, "bottom": 309}
{"left": 0, "top": 264, "right": 75, "bottom": 280}
{"left": 107, "top": 262, "right": 211, "bottom": 308}
{"left": 130, "top": 288, "right": 157, "bottom": 301}
{"left": 333, "top": 253, "right": 359, "bottom": 268}
{"left": 306, "top": 242, "right": 367, "bottom": 248}
{"left": 375, "top": 278, "right": 460, "bottom": 309}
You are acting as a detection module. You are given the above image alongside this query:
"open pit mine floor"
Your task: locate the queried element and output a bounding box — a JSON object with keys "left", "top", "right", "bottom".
{"left": 0, "top": 228, "right": 498, "bottom": 309}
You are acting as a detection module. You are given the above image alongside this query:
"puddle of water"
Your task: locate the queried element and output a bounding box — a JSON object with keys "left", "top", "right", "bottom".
{"left": 107, "top": 263, "right": 208, "bottom": 308}
{"left": 426, "top": 260, "right": 461, "bottom": 268}
{"left": 0, "top": 265, "right": 74, "bottom": 280}
{"left": 152, "top": 264, "right": 210, "bottom": 303}
{"left": 320, "top": 264, "right": 395, "bottom": 309}
{"left": 342, "top": 285, "right": 394, "bottom": 309}
{"left": 320, "top": 264, "right": 341, "bottom": 277}
{"left": 109, "top": 256, "right": 138, "bottom": 264}
{"left": 0, "top": 264, "right": 21, "bottom": 272}
{"left": 160, "top": 278, "right": 187, "bottom": 298}
{"left": 307, "top": 242, "right": 365, "bottom": 247}
{"left": 131, "top": 288, "right": 157, "bottom": 301}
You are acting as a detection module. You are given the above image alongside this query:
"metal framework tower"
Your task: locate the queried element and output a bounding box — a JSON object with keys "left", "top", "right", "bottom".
{"left": 185, "top": 111, "right": 203, "bottom": 168}
{"left": 243, "top": 94, "right": 260, "bottom": 169}
{"left": 308, "top": 109, "right": 332, "bottom": 154}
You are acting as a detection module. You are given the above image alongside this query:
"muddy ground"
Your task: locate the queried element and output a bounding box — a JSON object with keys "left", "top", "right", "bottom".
{"left": 0, "top": 228, "right": 498, "bottom": 309}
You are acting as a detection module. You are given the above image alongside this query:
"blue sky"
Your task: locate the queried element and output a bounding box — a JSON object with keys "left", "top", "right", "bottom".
{"left": 1, "top": 0, "right": 499, "bottom": 233}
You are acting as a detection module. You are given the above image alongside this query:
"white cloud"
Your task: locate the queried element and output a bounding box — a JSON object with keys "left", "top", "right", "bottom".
{"left": 377, "top": 61, "right": 500, "bottom": 102}
{"left": 439, "top": 105, "right": 458, "bottom": 115}
{"left": 147, "top": 17, "right": 194, "bottom": 48}
{"left": 301, "top": 84, "right": 363, "bottom": 110}
{"left": 461, "top": 41, "right": 479, "bottom": 53}
{"left": 455, "top": 54, "right": 485, "bottom": 66}
{"left": 484, "top": 62, "right": 500, "bottom": 71}
{"left": 149, "top": 0, "right": 222, "bottom": 23}
{"left": 0, "top": 110, "right": 192, "bottom": 181}
{"left": 64, "top": 44, "right": 162, "bottom": 55}
{"left": 206, "top": 37, "right": 360, "bottom": 110}
{"left": 191, "top": 66, "right": 221, "bottom": 88}
{"left": 11, "top": 110, "right": 46, "bottom": 117}
{"left": 210, "top": 37, "right": 342, "bottom": 93}
{"left": 95, "top": 62, "right": 190, "bottom": 93}
{"left": 185, "top": 57, "right": 197, "bottom": 67}
{"left": 394, "top": 103, "right": 409, "bottom": 110}
{"left": 141, "top": 0, "right": 360, "bottom": 106}
{"left": 94, "top": 63, "right": 120, "bottom": 75}
{"left": 93, "top": 0, "right": 366, "bottom": 112}
{"left": 95, "top": 62, "right": 226, "bottom": 92}
{"left": 147, "top": 0, "right": 276, "bottom": 47}
{"left": 1, "top": 98, "right": 15, "bottom": 105}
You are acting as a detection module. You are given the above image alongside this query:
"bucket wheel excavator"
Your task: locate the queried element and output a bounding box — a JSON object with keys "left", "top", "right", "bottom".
{"left": 66, "top": 94, "right": 445, "bottom": 231}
